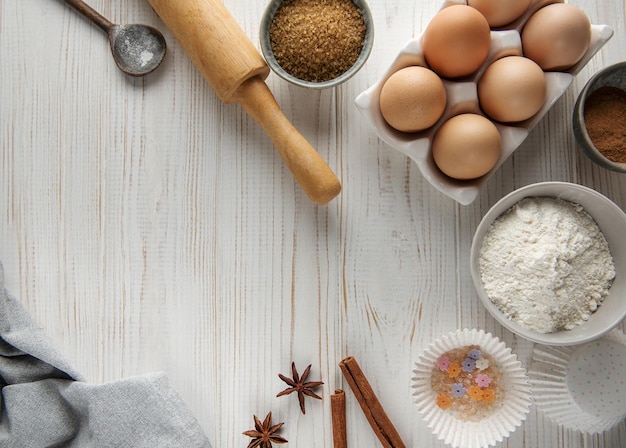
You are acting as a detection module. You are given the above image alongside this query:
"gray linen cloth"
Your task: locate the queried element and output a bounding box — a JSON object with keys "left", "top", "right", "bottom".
{"left": 0, "top": 261, "right": 212, "bottom": 448}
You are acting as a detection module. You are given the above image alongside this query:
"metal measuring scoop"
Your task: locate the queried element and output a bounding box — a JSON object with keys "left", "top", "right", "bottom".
{"left": 64, "top": 0, "right": 166, "bottom": 76}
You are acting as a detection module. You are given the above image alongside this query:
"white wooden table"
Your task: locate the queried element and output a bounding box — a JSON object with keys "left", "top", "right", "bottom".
{"left": 1, "top": 0, "right": 625, "bottom": 446}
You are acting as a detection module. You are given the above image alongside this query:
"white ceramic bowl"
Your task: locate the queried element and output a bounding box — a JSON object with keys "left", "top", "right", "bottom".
{"left": 470, "top": 182, "right": 626, "bottom": 346}
{"left": 355, "top": 0, "right": 613, "bottom": 204}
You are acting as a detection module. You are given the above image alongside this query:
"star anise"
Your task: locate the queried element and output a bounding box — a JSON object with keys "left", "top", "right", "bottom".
{"left": 242, "top": 412, "right": 288, "bottom": 448}
{"left": 276, "top": 362, "right": 324, "bottom": 414}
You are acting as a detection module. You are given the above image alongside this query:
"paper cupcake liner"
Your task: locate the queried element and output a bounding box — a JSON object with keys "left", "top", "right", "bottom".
{"left": 411, "top": 328, "right": 532, "bottom": 448}
{"left": 529, "top": 329, "right": 626, "bottom": 434}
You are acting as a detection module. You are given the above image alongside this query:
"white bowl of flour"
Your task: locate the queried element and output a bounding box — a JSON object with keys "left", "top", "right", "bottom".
{"left": 470, "top": 182, "right": 626, "bottom": 346}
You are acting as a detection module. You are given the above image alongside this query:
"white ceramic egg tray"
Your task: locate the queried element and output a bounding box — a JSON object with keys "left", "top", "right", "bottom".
{"left": 355, "top": 0, "right": 613, "bottom": 205}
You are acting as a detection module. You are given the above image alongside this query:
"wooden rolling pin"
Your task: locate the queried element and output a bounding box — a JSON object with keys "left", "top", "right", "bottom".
{"left": 147, "top": 0, "right": 342, "bottom": 205}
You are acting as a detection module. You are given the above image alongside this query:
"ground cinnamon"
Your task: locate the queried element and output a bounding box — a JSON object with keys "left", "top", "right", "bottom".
{"left": 339, "top": 356, "right": 406, "bottom": 448}
{"left": 583, "top": 86, "right": 626, "bottom": 163}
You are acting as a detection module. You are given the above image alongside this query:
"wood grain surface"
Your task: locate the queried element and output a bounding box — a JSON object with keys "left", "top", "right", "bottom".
{"left": 1, "top": 0, "right": 625, "bottom": 446}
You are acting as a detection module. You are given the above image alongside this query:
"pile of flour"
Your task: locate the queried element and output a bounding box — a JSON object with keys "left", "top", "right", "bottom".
{"left": 478, "top": 197, "right": 615, "bottom": 333}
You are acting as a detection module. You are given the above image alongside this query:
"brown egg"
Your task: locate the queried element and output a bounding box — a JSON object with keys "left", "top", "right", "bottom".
{"left": 422, "top": 5, "right": 491, "bottom": 78}
{"left": 522, "top": 3, "right": 591, "bottom": 71}
{"left": 432, "top": 114, "right": 501, "bottom": 180}
{"left": 478, "top": 56, "right": 547, "bottom": 123}
{"left": 379, "top": 66, "right": 447, "bottom": 133}
{"left": 468, "top": 0, "right": 532, "bottom": 27}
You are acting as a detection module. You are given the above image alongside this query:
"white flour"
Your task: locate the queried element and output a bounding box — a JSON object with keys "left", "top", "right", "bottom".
{"left": 478, "top": 197, "right": 615, "bottom": 333}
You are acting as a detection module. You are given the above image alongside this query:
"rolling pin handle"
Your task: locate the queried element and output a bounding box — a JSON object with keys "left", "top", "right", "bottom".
{"left": 235, "top": 76, "right": 342, "bottom": 205}
{"left": 147, "top": 0, "right": 340, "bottom": 204}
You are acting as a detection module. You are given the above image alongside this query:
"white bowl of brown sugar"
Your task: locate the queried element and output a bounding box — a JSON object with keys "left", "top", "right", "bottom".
{"left": 470, "top": 182, "right": 626, "bottom": 346}
{"left": 259, "top": 0, "right": 374, "bottom": 89}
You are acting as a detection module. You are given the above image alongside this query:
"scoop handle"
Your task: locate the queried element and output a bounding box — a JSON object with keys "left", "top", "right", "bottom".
{"left": 234, "top": 77, "right": 341, "bottom": 205}
{"left": 64, "top": 0, "right": 113, "bottom": 32}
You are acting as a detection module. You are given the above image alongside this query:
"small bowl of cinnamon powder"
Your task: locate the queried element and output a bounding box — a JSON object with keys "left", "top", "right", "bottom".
{"left": 259, "top": 0, "right": 374, "bottom": 89}
{"left": 573, "top": 61, "right": 626, "bottom": 173}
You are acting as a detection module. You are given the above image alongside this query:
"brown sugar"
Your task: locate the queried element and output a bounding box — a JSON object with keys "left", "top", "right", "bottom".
{"left": 269, "top": 0, "right": 366, "bottom": 83}
{"left": 583, "top": 86, "right": 626, "bottom": 164}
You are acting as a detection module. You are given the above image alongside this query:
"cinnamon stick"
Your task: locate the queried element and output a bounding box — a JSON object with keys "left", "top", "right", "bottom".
{"left": 331, "top": 389, "right": 348, "bottom": 448}
{"left": 339, "top": 356, "right": 406, "bottom": 448}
